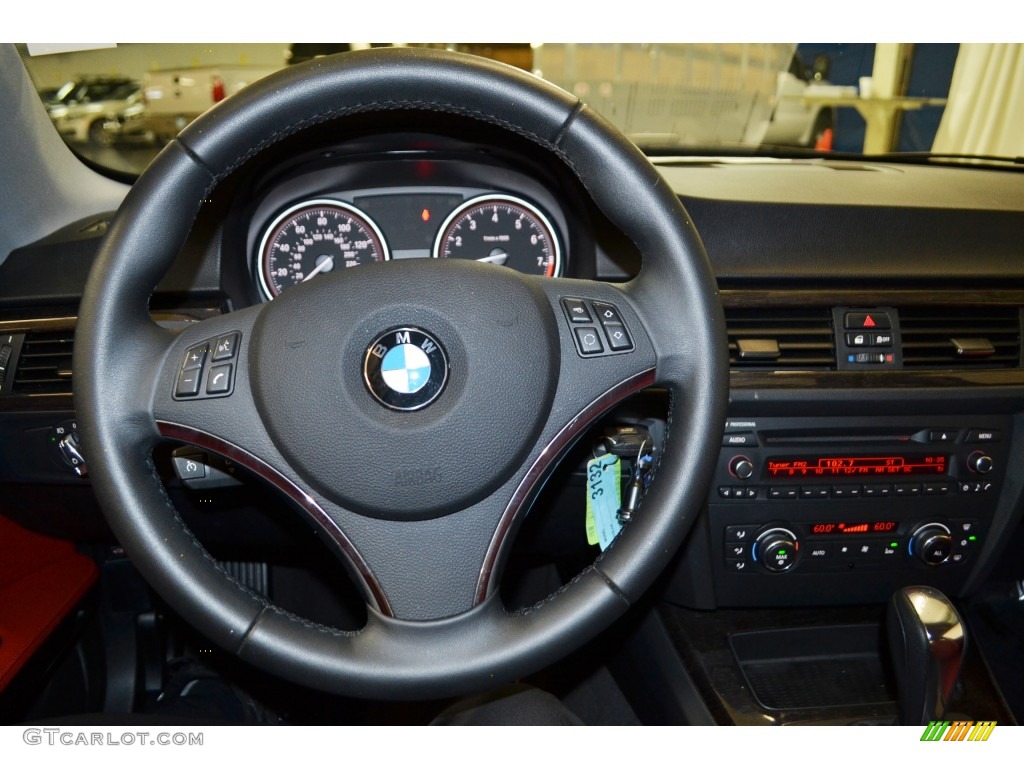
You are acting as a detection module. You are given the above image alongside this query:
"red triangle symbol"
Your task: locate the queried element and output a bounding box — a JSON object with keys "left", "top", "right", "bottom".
{"left": 863, "top": 315, "right": 876, "bottom": 328}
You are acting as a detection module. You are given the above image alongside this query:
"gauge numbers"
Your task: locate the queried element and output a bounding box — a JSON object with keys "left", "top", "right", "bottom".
{"left": 433, "top": 194, "right": 561, "bottom": 278}
{"left": 258, "top": 199, "right": 388, "bottom": 299}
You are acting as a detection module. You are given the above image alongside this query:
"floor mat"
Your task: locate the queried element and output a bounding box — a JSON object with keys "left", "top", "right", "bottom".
{"left": 0, "top": 515, "right": 97, "bottom": 692}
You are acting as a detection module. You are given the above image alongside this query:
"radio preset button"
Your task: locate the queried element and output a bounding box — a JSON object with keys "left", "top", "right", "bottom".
{"left": 768, "top": 487, "right": 798, "bottom": 500}
{"left": 830, "top": 485, "right": 862, "bottom": 498}
{"left": 894, "top": 483, "right": 922, "bottom": 497}
{"left": 863, "top": 484, "right": 892, "bottom": 498}
{"left": 800, "top": 486, "right": 830, "bottom": 499}
{"left": 923, "top": 483, "right": 950, "bottom": 495}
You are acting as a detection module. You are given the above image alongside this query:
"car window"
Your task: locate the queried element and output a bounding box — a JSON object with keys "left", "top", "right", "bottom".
{"left": 17, "top": 42, "right": 1024, "bottom": 178}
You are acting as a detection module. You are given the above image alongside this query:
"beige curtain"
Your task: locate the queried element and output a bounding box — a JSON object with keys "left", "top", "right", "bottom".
{"left": 932, "top": 44, "right": 1024, "bottom": 157}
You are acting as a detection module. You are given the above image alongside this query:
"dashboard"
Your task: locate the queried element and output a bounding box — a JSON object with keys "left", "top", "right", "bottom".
{"left": 2, "top": 80, "right": 1024, "bottom": 722}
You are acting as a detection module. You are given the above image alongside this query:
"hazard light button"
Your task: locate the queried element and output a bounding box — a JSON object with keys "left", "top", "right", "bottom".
{"left": 844, "top": 311, "right": 891, "bottom": 330}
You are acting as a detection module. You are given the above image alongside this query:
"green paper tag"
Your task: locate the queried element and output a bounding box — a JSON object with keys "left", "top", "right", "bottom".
{"left": 585, "top": 454, "right": 622, "bottom": 551}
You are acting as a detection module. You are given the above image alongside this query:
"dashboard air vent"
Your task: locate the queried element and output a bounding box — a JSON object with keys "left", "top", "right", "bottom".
{"left": 900, "top": 307, "right": 1021, "bottom": 369}
{"left": 726, "top": 308, "right": 835, "bottom": 370}
{"left": 12, "top": 330, "right": 75, "bottom": 395}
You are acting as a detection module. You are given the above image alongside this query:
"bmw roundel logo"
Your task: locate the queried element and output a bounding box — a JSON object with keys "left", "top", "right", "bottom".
{"left": 363, "top": 328, "right": 449, "bottom": 411}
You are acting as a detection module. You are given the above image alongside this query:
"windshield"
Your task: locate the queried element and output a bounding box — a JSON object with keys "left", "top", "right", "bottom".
{"left": 19, "top": 42, "right": 1024, "bottom": 177}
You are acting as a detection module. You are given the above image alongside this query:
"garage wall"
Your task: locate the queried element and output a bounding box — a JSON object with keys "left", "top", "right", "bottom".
{"left": 23, "top": 44, "right": 288, "bottom": 88}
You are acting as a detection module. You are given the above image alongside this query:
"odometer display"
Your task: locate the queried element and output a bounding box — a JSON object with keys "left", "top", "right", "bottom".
{"left": 258, "top": 199, "right": 389, "bottom": 299}
{"left": 433, "top": 194, "right": 561, "bottom": 277}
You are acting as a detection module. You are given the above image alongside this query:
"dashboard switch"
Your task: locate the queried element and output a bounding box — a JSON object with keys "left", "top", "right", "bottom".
{"left": 207, "top": 363, "right": 233, "bottom": 394}
{"left": 212, "top": 332, "right": 240, "bottom": 362}
{"left": 175, "top": 368, "right": 202, "bottom": 397}
{"left": 573, "top": 326, "right": 604, "bottom": 355}
{"left": 562, "top": 298, "right": 592, "bottom": 323}
{"left": 592, "top": 302, "right": 625, "bottom": 327}
{"left": 604, "top": 325, "right": 633, "bottom": 351}
{"left": 845, "top": 311, "right": 891, "bottom": 330}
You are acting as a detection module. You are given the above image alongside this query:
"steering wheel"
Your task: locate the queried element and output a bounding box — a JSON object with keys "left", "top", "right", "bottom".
{"left": 74, "top": 48, "right": 727, "bottom": 700}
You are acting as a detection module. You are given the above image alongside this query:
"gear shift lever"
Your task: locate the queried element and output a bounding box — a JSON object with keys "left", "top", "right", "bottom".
{"left": 887, "top": 586, "right": 966, "bottom": 725}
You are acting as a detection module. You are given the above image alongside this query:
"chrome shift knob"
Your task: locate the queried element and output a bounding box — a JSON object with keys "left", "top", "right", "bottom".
{"left": 887, "top": 585, "right": 966, "bottom": 725}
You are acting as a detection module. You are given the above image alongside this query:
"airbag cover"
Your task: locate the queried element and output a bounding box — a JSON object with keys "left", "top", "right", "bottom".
{"left": 249, "top": 258, "right": 558, "bottom": 520}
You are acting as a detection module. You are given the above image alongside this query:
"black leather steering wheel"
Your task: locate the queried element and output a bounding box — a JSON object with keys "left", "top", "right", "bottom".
{"left": 74, "top": 48, "right": 727, "bottom": 700}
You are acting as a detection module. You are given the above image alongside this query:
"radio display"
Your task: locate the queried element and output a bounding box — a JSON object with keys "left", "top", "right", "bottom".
{"left": 811, "top": 521, "right": 899, "bottom": 535}
{"left": 767, "top": 455, "right": 947, "bottom": 478}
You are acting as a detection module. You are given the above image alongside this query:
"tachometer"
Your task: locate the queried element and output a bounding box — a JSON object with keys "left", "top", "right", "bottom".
{"left": 432, "top": 194, "right": 561, "bottom": 277}
{"left": 257, "top": 199, "right": 389, "bottom": 299}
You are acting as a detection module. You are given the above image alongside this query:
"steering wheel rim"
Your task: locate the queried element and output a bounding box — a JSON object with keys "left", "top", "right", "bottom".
{"left": 74, "top": 48, "right": 728, "bottom": 700}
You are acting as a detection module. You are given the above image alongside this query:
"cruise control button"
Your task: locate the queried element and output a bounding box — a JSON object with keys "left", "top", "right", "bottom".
{"left": 175, "top": 368, "right": 202, "bottom": 397}
{"left": 212, "top": 332, "right": 240, "bottom": 362}
{"left": 573, "top": 326, "right": 604, "bottom": 355}
{"left": 562, "top": 298, "right": 592, "bottom": 323}
{"left": 592, "top": 302, "right": 625, "bottom": 326}
{"left": 604, "top": 325, "right": 634, "bottom": 352}
{"left": 206, "top": 363, "right": 233, "bottom": 395}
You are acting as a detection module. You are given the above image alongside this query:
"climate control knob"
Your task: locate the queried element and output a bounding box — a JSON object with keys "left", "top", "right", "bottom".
{"left": 753, "top": 527, "right": 799, "bottom": 572}
{"left": 909, "top": 523, "right": 953, "bottom": 566}
{"left": 729, "top": 455, "right": 755, "bottom": 480}
{"left": 967, "top": 452, "right": 993, "bottom": 474}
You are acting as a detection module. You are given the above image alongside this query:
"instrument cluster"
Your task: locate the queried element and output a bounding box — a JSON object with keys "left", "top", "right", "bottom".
{"left": 246, "top": 156, "right": 571, "bottom": 302}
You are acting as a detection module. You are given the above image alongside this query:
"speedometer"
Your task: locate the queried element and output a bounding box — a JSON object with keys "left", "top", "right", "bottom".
{"left": 432, "top": 194, "right": 561, "bottom": 277}
{"left": 257, "top": 199, "right": 389, "bottom": 299}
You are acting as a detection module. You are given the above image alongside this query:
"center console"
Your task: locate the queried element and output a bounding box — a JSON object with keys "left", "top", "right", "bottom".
{"left": 669, "top": 415, "right": 1011, "bottom": 609}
